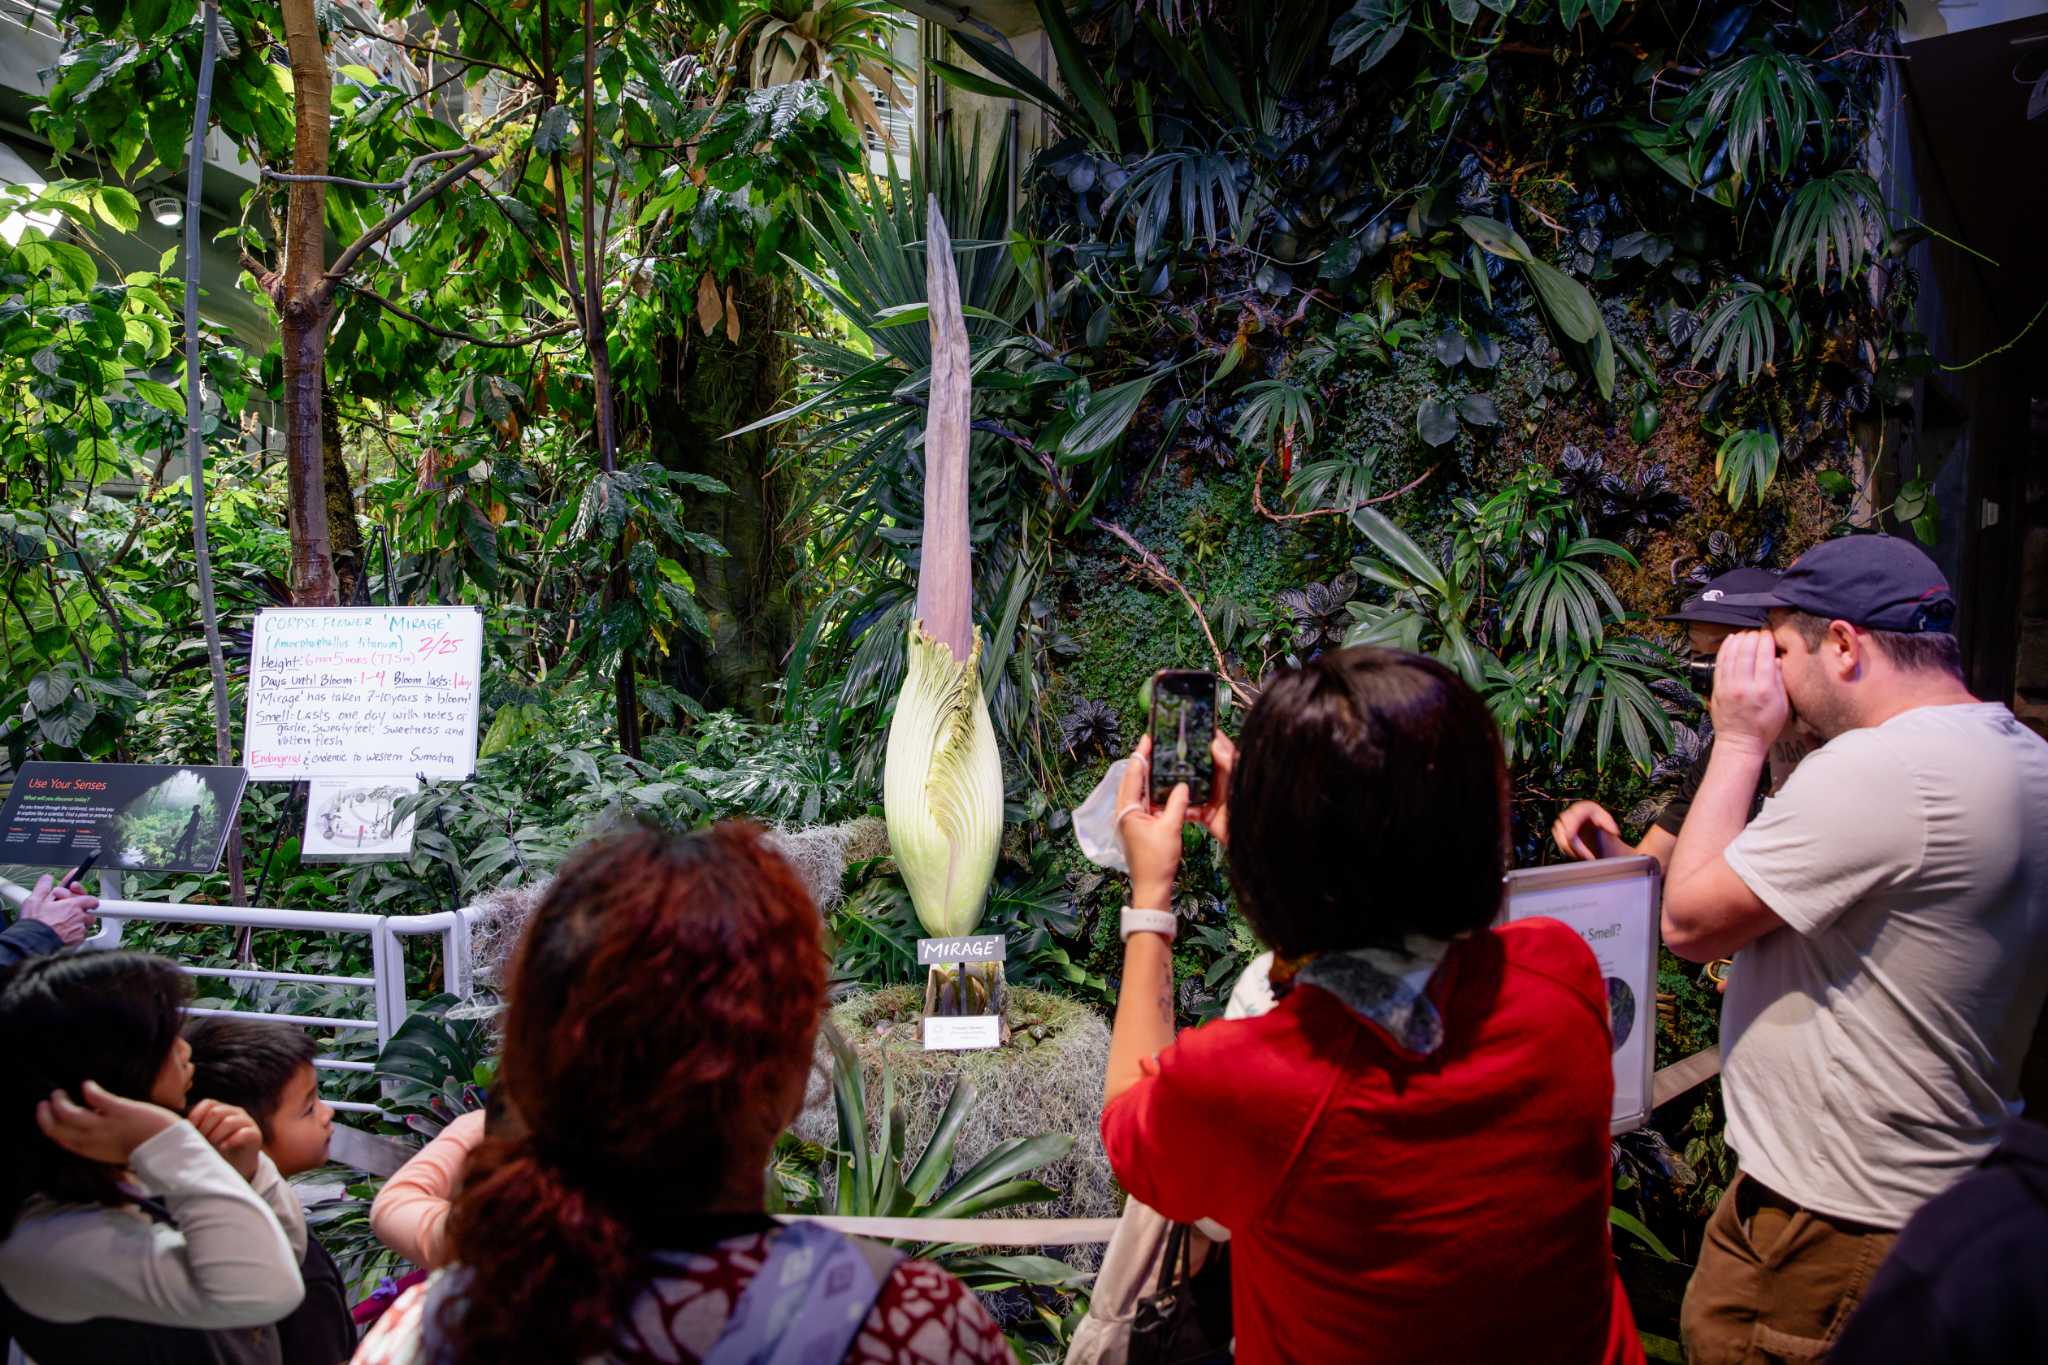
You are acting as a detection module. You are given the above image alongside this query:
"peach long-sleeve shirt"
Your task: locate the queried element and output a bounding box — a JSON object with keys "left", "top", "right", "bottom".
{"left": 369, "top": 1110, "right": 484, "bottom": 1269}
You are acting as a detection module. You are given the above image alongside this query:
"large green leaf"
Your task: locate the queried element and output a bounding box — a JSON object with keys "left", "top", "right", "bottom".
{"left": 1351, "top": 507, "right": 1448, "bottom": 594}
{"left": 1059, "top": 373, "right": 1158, "bottom": 461}
{"left": 1036, "top": 0, "right": 1121, "bottom": 148}
{"left": 1330, "top": 0, "right": 1411, "bottom": 72}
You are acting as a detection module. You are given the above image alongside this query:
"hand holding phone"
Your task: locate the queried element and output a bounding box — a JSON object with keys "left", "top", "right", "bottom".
{"left": 1148, "top": 670, "right": 1218, "bottom": 807}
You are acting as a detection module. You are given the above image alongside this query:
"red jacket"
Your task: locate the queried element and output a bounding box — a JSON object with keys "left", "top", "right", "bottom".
{"left": 1102, "top": 919, "right": 1644, "bottom": 1365}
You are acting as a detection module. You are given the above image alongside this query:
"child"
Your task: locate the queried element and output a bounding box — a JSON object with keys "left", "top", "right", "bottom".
{"left": 368, "top": 1109, "right": 485, "bottom": 1272}
{"left": 184, "top": 1017, "right": 354, "bottom": 1365}
{"left": 0, "top": 952, "right": 303, "bottom": 1364}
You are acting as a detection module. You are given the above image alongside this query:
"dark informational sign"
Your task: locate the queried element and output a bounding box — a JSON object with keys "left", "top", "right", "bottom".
{"left": 0, "top": 762, "right": 248, "bottom": 873}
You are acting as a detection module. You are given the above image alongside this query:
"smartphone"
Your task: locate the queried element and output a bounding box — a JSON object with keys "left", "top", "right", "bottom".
{"left": 1148, "top": 670, "right": 1217, "bottom": 807}
{"left": 64, "top": 851, "right": 99, "bottom": 890}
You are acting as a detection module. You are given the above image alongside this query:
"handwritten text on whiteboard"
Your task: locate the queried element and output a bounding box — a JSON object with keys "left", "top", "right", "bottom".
{"left": 243, "top": 608, "right": 483, "bottom": 780}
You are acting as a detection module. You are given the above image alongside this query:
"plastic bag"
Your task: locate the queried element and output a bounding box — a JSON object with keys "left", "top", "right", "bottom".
{"left": 1072, "top": 758, "right": 1131, "bottom": 872}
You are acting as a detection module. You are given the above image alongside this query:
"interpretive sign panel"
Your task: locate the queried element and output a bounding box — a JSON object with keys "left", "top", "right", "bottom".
{"left": 0, "top": 762, "right": 247, "bottom": 873}
{"left": 244, "top": 607, "right": 482, "bottom": 780}
{"left": 1501, "top": 855, "right": 1661, "bottom": 1135}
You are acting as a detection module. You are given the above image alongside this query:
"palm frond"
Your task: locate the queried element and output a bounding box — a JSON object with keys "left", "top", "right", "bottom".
{"left": 1769, "top": 169, "right": 1887, "bottom": 290}
{"left": 1229, "top": 379, "right": 1316, "bottom": 451}
{"left": 1560, "top": 638, "right": 1679, "bottom": 773}
{"left": 1691, "top": 281, "right": 1786, "bottom": 385}
{"left": 1713, "top": 424, "right": 1782, "bottom": 509}
{"left": 1674, "top": 50, "right": 1833, "bottom": 186}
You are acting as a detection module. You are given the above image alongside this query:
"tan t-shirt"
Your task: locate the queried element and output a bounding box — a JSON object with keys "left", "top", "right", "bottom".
{"left": 1720, "top": 702, "right": 2048, "bottom": 1228}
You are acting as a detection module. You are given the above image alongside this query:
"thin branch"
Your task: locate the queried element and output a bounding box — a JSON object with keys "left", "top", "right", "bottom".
{"left": 333, "top": 20, "right": 527, "bottom": 77}
{"left": 265, "top": 145, "right": 478, "bottom": 191}
{"left": 320, "top": 147, "right": 493, "bottom": 298}
{"left": 459, "top": 0, "right": 541, "bottom": 78}
{"left": 1251, "top": 449, "right": 1438, "bottom": 524}
{"left": 1091, "top": 518, "right": 1257, "bottom": 707}
{"left": 46, "top": 520, "right": 131, "bottom": 675}
{"left": 350, "top": 283, "right": 582, "bottom": 348}
{"left": 548, "top": 150, "right": 588, "bottom": 328}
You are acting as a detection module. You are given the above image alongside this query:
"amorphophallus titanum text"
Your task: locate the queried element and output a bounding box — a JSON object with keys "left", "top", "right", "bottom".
{"left": 882, "top": 199, "right": 1004, "bottom": 942}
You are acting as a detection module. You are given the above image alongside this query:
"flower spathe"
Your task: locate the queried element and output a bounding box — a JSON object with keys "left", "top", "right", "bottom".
{"left": 884, "top": 620, "right": 1003, "bottom": 940}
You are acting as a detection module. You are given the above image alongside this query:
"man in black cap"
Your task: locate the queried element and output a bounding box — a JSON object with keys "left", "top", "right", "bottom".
{"left": 1662, "top": 535, "right": 2048, "bottom": 1361}
{"left": 1551, "top": 567, "right": 1795, "bottom": 868}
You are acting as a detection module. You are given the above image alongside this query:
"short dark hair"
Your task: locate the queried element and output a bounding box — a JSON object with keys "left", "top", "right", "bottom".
{"left": 183, "top": 1016, "right": 319, "bottom": 1139}
{"left": 1225, "top": 646, "right": 1509, "bottom": 957}
{"left": 0, "top": 952, "right": 189, "bottom": 1216}
{"left": 1784, "top": 610, "right": 1964, "bottom": 681}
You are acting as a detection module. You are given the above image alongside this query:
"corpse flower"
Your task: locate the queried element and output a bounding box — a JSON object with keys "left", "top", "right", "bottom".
{"left": 882, "top": 200, "right": 1004, "bottom": 940}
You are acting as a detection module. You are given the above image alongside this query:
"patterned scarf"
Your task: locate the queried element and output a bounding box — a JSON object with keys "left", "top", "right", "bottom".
{"left": 1284, "top": 934, "right": 1452, "bottom": 1055}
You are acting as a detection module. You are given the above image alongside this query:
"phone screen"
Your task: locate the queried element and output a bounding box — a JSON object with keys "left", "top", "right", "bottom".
{"left": 1149, "top": 671, "right": 1216, "bottom": 806}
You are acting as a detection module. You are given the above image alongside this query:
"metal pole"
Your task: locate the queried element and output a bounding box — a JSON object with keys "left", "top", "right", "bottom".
{"left": 182, "top": 2, "right": 246, "bottom": 909}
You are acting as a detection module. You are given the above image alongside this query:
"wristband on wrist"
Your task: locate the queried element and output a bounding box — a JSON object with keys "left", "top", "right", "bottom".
{"left": 1120, "top": 906, "right": 1177, "bottom": 943}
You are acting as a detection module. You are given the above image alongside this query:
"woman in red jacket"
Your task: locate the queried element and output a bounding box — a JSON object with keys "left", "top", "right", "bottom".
{"left": 1104, "top": 646, "right": 1643, "bottom": 1364}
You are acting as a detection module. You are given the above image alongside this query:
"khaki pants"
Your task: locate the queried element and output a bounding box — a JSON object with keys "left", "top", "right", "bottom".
{"left": 1680, "top": 1174, "right": 1898, "bottom": 1363}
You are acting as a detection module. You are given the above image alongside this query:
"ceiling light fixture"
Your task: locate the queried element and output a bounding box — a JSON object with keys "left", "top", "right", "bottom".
{"left": 150, "top": 196, "right": 183, "bottom": 227}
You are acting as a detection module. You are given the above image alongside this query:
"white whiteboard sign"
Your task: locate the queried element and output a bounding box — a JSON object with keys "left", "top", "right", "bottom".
{"left": 1502, "top": 856, "right": 1661, "bottom": 1135}
{"left": 244, "top": 607, "right": 482, "bottom": 781}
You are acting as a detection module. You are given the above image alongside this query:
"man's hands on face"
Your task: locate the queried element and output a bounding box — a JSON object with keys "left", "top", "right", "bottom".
{"left": 1709, "top": 630, "right": 1789, "bottom": 755}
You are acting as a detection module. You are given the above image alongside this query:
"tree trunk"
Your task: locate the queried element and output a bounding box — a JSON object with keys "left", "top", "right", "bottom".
{"left": 278, "top": 0, "right": 338, "bottom": 606}
{"left": 322, "top": 383, "right": 364, "bottom": 603}
{"left": 644, "top": 271, "right": 800, "bottom": 717}
{"left": 280, "top": 300, "right": 339, "bottom": 605}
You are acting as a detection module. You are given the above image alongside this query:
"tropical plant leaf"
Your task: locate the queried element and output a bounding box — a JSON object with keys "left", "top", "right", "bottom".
{"left": 1457, "top": 393, "right": 1499, "bottom": 427}
{"left": 1106, "top": 147, "right": 1242, "bottom": 261}
{"left": 1769, "top": 170, "right": 1887, "bottom": 290}
{"left": 1611, "top": 1206, "right": 1679, "bottom": 1261}
{"left": 1416, "top": 397, "right": 1459, "bottom": 447}
{"left": 1231, "top": 379, "right": 1316, "bottom": 450}
{"left": 1691, "top": 282, "right": 1782, "bottom": 385}
{"left": 1561, "top": 639, "right": 1678, "bottom": 772}
{"left": 1714, "top": 424, "right": 1782, "bottom": 508}
{"left": 1035, "top": 0, "right": 1122, "bottom": 148}
{"left": 1330, "top": 0, "right": 1410, "bottom": 72}
{"left": 1673, "top": 50, "right": 1833, "bottom": 186}
{"left": 1060, "top": 373, "right": 1159, "bottom": 460}
{"left": 1505, "top": 536, "right": 1632, "bottom": 660}
{"left": 1350, "top": 507, "right": 1449, "bottom": 595}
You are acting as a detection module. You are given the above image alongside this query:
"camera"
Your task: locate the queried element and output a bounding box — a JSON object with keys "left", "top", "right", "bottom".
{"left": 1687, "top": 658, "right": 1715, "bottom": 696}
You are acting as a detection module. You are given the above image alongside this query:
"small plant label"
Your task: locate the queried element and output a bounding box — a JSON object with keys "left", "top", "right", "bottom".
{"left": 922, "top": 1014, "right": 1003, "bottom": 1051}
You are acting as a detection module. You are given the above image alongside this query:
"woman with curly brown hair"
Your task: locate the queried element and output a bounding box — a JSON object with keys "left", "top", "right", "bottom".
{"left": 352, "top": 822, "right": 1009, "bottom": 1365}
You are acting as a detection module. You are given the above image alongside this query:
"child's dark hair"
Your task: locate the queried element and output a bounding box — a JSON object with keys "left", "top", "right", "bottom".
{"left": 0, "top": 952, "right": 190, "bottom": 1218}
{"left": 182, "top": 1015, "right": 319, "bottom": 1139}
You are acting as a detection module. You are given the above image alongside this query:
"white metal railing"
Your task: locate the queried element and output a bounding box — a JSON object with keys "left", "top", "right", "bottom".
{"left": 0, "top": 873, "right": 476, "bottom": 1117}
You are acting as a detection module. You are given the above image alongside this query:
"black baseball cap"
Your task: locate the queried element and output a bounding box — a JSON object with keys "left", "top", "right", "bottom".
{"left": 1714, "top": 535, "right": 1957, "bottom": 633}
{"left": 1657, "top": 568, "right": 1781, "bottom": 629}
